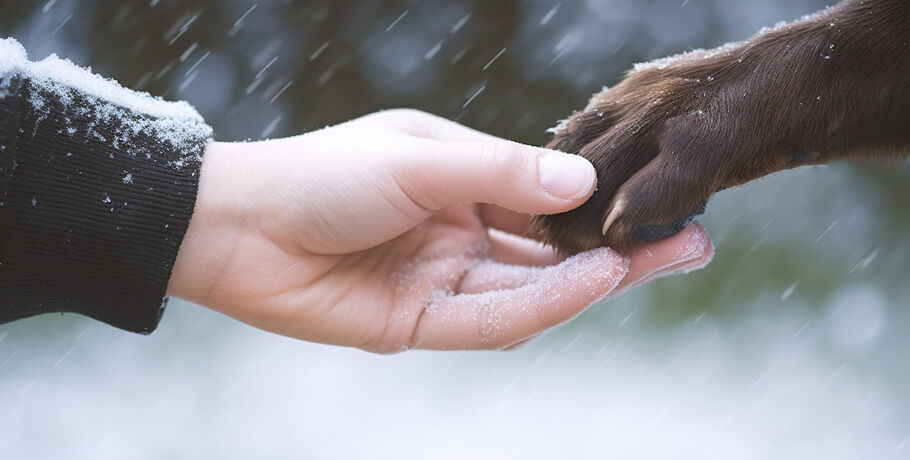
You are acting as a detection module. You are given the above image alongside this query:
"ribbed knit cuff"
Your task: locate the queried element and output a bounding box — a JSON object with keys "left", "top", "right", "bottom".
{"left": 0, "top": 50, "right": 212, "bottom": 333}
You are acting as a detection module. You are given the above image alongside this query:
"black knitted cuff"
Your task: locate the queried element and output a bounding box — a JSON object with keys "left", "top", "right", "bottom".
{"left": 0, "top": 52, "right": 212, "bottom": 333}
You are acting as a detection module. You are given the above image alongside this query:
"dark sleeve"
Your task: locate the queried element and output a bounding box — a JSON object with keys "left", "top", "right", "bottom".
{"left": 0, "top": 39, "right": 213, "bottom": 334}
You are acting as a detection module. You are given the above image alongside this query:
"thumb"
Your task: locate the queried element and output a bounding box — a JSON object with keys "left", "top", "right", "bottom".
{"left": 397, "top": 139, "right": 597, "bottom": 215}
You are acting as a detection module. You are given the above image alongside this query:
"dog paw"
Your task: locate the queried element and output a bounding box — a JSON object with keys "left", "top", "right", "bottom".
{"left": 530, "top": 2, "right": 910, "bottom": 255}
{"left": 532, "top": 53, "right": 784, "bottom": 254}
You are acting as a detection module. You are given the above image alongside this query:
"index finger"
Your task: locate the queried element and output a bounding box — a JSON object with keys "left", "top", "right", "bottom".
{"left": 409, "top": 223, "right": 713, "bottom": 351}
{"left": 409, "top": 247, "right": 629, "bottom": 350}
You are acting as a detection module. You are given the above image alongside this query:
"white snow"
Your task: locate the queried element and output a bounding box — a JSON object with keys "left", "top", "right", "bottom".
{"left": 0, "top": 38, "right": 27, "bottom": 78}
{"left": 390, "top": 234, "right": 629, "bottom": 349}
{"left": 545, "top": 115, "right": 571, "bottom": 135}
{"left": 1, "top": 38, "right": 203, "bottom": 123}
{"left": 0, "top": 37, "right": 212, "bottom": 163}
{"left": 632, "top": 7, "right": 833, "bottom": 73}
{"left": 0, "top": 38, "right": 26, "bottom": 99}
{"left": 540, "top": 5, "right": 558, "bottom": 26}
{"left": 632, "top": 41, "right": 743, "bottom": 72}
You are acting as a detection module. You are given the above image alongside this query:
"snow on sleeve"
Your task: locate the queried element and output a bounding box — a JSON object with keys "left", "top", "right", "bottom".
{"left": 0, "top": 38, "right": 27, "bottom": 99}
{"left": 1, "top": 37, "right": 212, "bottom": 167}
{"left": 26, "top": 52, "right": 205, "bottom": 124}
{"left": 0, "top": 38, "right": 27, "bottom": 77}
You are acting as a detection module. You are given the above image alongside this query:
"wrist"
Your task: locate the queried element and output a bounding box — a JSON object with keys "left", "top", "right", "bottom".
{"left": 167, "top": 141, "right": 247, "bottom": 303}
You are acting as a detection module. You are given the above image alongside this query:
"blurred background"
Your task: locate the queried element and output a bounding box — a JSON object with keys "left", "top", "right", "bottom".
{"left": 2, "top": 0, "right": 909, "bottom": 458}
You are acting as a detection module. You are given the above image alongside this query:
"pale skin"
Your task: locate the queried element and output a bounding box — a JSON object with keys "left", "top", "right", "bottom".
{"left": 167, "top": 109, "right": 713, "bottom": 353}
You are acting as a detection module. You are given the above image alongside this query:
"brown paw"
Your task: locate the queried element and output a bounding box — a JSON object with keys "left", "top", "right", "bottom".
{"left": 532, "top": 54, "right": 770, "bottom": 254}
{"left": 531, "top": 2, "right": 910, "bottom": 255}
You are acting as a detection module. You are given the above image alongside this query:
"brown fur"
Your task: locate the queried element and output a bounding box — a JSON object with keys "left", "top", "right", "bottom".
{"left": 532, "top": 0, "right": 910, "bottom": 254}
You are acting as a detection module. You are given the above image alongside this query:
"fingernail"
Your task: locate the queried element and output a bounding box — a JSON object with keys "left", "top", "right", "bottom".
{"left": 618, "top": 256, "right": 707, "bottom": 295}
{"left": 538, "top": 153, "right": 596, "bottom": 200}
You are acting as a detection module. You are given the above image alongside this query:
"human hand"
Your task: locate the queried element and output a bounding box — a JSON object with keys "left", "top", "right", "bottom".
{"left": 167, "top": 109, "right": 713, "bottom": 352}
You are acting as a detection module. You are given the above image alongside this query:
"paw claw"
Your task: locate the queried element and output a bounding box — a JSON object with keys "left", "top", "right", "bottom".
{"left": 601, "top": 197, "right": 626, "bottom": 236}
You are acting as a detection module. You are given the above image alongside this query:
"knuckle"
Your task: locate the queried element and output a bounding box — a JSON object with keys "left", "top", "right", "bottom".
{"left": 383, "top": 107, "right": 423, "bottom": 119}
{"left": 384, "top": 108, "right": 434, "bottom": 125}
{"left": 480, "top": 141, "right": 527, "bottom": 179}
{"left": 375, "top": 109, "right": 444, "bottom": 137}
{"left": 368, "top": 108, "right": 425, "bottom": 128}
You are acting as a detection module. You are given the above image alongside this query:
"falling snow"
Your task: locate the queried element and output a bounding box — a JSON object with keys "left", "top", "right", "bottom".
{"left": 1, "top": 3, "right": 907, "bottom": 459}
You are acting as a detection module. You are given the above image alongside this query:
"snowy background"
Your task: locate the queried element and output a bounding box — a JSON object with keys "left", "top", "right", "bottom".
{"left": 2, "top": 0, "right": 909, "bottom": 458}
